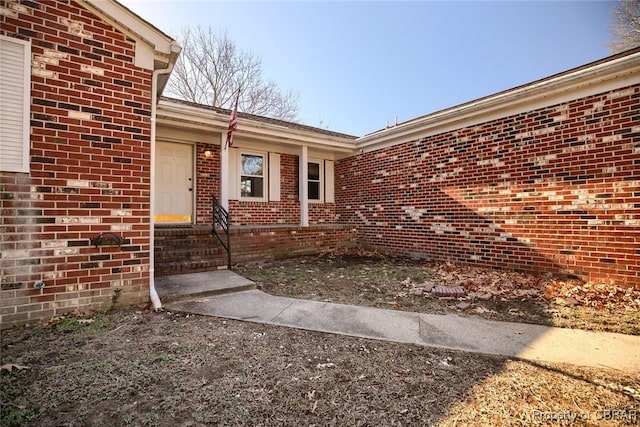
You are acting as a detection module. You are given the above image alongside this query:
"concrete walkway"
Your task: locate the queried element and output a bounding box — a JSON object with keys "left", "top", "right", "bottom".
{"left": 158, "top": 271, "right": 640, "bottom": 372}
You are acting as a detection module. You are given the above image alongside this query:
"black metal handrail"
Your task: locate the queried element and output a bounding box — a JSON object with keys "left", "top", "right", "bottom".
{"left": 212, "top": 195, "right": 231, "bottom": 269}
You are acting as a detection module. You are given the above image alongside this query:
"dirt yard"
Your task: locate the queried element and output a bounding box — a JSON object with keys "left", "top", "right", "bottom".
{"left": 2, "top": 253, "right": 639, "bottom": 426}
{"left": 237, "top": 251, "right": 640, "bottom": 335}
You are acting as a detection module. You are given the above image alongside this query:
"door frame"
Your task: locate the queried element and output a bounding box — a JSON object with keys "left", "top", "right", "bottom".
{"left": 154, "top": 140, "right": 196, "bottom": 225}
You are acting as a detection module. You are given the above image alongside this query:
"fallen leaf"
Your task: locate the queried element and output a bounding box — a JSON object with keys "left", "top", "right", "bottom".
{"left": 440, "top": 357, "right": 453, "bottom": 366}
{"left": 1, "top": 363, "right": 29, "bottom": 373}
{"left": 316, "top": 363, "right": 336, "bottom": 369}
{"left": 474, "top": 306, "right": 494, "bottom": 314}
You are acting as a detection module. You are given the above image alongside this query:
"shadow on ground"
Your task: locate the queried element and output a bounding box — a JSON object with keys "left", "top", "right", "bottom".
{"left": 2, "top": 255, "right": 639, "bottom": 426}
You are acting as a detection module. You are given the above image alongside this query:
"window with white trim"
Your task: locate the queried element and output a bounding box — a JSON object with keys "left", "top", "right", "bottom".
{"left": 0, "top": 36, "right": 31, "bottom": 173}
{"left": 308, "top": 160, "right": 323, "bottom": 202}
{"left": 239, "top": 152, "right": 266, "bottom": 200}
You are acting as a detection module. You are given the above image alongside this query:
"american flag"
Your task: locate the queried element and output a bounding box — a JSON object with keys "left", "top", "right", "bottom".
{"left": 226, "top": 91, "right": 239, "bottom": 148}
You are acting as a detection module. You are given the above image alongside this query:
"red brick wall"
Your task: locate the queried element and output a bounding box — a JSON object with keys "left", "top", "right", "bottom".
{"left": 336, "top": 85, "right": 640, "bottom": 285}
{"left": 230, "top": 199, "right": 299, "bottom": 225}
{"left": 228, "top": 153, "right": 336, "bottom": 225}
{"left": 230, "top": 225, "right": 356, "bottom": 263}
{"left": 153, "top": 224, "right": 356, "bottom": 276}
{"left": 1, "top": 0, "right": 153, "bottom": 327}
{"left": 195, "top": 142, "right": 219, "bottom": 224}
{"left": 310, "top": 203, "right": 337, "bottom": 224}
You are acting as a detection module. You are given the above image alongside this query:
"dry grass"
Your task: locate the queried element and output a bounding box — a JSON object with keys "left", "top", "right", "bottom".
{"left": 238, "top": 253, "right": 640, "bottom": 335}
{"left": 1, "top": 311, "right": 638, "bottom": 426}
{"left": 2, "top": 254, "right": 639, "bottom": 426}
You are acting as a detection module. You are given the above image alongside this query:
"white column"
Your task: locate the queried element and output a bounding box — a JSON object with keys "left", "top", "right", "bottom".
{"left": 220, "top": 133, "right": 229, "bottom": 210}
{"left": 300, "top": 145, "right": 309, "bottom": 227}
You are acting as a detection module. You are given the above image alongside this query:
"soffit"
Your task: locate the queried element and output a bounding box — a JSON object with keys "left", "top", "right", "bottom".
{"left": 79, "top": 0, "right": 180, "bottom": 69}
{"left": 357, "top": 48, "right": 640, "bottom": 152}
{"left": 156, "top": 98, "right": 357, "bottom": 154}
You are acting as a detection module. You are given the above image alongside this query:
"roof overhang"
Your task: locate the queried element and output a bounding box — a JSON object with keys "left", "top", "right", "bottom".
{"left": 78, "top": 0, "right": 180, "bottom": 92}
{"left": 156, "top": 99, "right": 357, "bottom": 155}
{"left": 356, "top": 49, "right": 640, "bottom": 153}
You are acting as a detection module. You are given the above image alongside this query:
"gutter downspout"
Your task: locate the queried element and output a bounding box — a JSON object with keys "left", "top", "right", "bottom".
{"left": 149, "top": 44, "right": 180, "bottom": 310}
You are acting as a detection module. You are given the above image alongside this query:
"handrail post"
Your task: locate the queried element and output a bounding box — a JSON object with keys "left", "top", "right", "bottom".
{"left": 212, "top": 195, "right": 232, "bottom": 270}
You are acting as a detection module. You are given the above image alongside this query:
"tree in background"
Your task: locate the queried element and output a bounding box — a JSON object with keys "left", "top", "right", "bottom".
{"left": 167, "top": 26, "right": 300, "bottom": 122}
{"left": 609, "top": 0, "right": 640, "bottom": 53}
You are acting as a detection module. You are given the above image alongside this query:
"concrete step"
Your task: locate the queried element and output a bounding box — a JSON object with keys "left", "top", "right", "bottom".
{"left": 155, "top": 270, "right": 256, "bottom": 304}
{"left": 155, "top": 247, "right": 224, "bottom": 262}
{"left": 154, "top": 226, "right": 228, "bottom": 277}
{"left": 154, "top": 259, "right": 226, "bottom": 277}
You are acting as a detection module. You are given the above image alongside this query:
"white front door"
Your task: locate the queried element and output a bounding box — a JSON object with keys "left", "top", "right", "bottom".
{"left": 155, "top": 141, "right": 194, "bottom": 223}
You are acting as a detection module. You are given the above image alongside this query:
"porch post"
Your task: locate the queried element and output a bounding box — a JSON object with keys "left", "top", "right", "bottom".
{"left": 300, "top": 145, "right": 309, "bottom": 227}
{"left": 220, "top": 133, "right": 229, "bottom": 210}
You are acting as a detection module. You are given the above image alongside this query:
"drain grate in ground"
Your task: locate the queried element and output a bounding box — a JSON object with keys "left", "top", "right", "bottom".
{"left": 432, "top": 286, "right": 466, "bottom": 298}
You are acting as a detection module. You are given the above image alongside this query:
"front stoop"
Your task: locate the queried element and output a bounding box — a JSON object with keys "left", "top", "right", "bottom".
{"left": 155, "top": 270, "right": 256, "bottom": 304}
{"left": 154, "top": 226, "right": 228, "bottom": 277}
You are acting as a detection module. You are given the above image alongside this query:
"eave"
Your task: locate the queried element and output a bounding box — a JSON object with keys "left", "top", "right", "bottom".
{"left": 156, "top": 99, "right": 357, "bottom": 155}
{"left": 356, "top": 49, "right": 640, "bottom": 153}
{"left": 79, "top": 0, "right": 181, "bottom": 77}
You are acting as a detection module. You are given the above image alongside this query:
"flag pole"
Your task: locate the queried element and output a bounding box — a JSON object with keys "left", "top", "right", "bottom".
{"left": 225, "top": 87, "right": 240, "bottom": 149}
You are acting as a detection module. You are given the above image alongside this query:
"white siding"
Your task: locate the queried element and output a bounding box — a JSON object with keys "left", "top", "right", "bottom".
{"left": 0, "top": 36, "right": 30, "bottom": 173}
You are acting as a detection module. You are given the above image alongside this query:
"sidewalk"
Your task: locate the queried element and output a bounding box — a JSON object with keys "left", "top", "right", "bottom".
{"left": 158, "top": 271, "right": 640, "bottom": 371}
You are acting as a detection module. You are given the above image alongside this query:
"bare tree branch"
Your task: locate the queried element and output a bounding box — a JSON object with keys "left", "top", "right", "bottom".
{"left": 609, "top": 0, "right": 640, "bottom": 53}
{"left": 166, "top": 26, "right": 300, "bottom": 122}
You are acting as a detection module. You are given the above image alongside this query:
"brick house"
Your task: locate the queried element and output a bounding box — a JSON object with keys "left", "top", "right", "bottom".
{"left": 0, "top": 0, "right": 356, "bottom": 328}
{"left": 1, "top": 0, "right": 180, "bottom": 326}
{"left": 338, "top": 52, "right": 640, "bottom": 286}
{"left": 2, "top": 0, "right": 639, "bottom": 328}
{"left": 152, "top": 97, "right": 357, "bottom": 277}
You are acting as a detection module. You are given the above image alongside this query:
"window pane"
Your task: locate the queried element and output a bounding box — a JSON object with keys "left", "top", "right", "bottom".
{"left": 241, "top": 176, "right": 264, "bottom": 198}
{"left": 308, "top": 162, "right": 320, "bottom": 181}
{"left": 308, "top": 181, "right": 320, "bottom": 200}
{"left": 241, "top": 155, "right": 263, "bottom": 176}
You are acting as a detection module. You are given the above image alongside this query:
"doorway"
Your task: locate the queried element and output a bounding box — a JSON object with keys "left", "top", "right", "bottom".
{"left": 155, "top": 141, "right": 194, "bottom": 223}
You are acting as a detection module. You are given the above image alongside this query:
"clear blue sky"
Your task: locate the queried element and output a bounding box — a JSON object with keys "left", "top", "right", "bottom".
{"left": 120, "top": 0, "right": 614, "bottom": 136}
